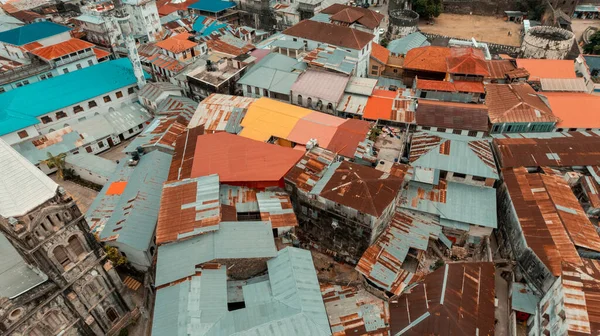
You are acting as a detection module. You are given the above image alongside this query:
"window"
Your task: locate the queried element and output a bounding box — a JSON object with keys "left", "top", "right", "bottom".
{"left": 53, "top": 246, "right": 71, "bottom": 268}
{"left": 76, "top": 64, "right": 82, "bottom": 70}
{"left": 27, "top": 326, "right": 44, "bottom": 336}
{"left": 17, "top": 130, "right": 28, "bottom": 139}
{"left": 453, "top": 173, "right": 466, "bottom": 179}
{"left": 98, "top": 141, "right": 105, "bottom": 148}
{"left": 327, "top": 103, "right": 333, "bottom": 111}
{"left": 372, "top": 65, "right": 378, "bottom": 70}
{"left": 47, "top": 73, "right": 53, "bottom": 78}
{"left": 88, "top": 60, "right": 94, "bottom": 66}
{"left": 23, "top": 80, "right": 29, "bottom": 85}
{"left": 297, "top": 95, "right": 302, "bottom": 105}
{"left": 0, "top": 87, "right": 4, "bottom": 93}
{"left": 128, "top": 87, "right": 135, "bottom": 95}
{"left": 452, "top": 129, "right": 462, "bottom": 135}
{"left": 254, "top": 87, "right": 259, "bottom": 94}
{"left": 85, "top": 146, "right": 92, "bottom": 153}
{"left": 439, "top": 171, "right": 447, "bottom": 179}
{"left": 103, "top": 95, "right": 111, "bottom": 103}
{"left": 128, "top": 129, "right": 134, "bottom": 134}
{"left": 73, "top": 105, "right": 83, "bottom": 113}
{"left": 472, "top": 176, "right": 486, "bottom": 182}
{"left": 437, "top": 127, "right": 446, "bottom": 133}
{"left": 88, "top": 100, "right": 97, "bottom": 108}
{"left": 63, "top": 68, "right": 69, "bottom": 74}
{"left": 247, "top": 85, "right": 252, "bottom": 93}
{"left": 40, "top": 74, "right": 46, "bottom": 80}
{"left": 371, "top": 71, "right": 378, "bottom": 75}
{"left": 293, "top": 38, "right": 297, "bottom": 42}
{"left": 45, "top": 311, "right": 66, "bottom": 332}
{"left": 56, "top": 111, "right": 67, "bottom": 119}
{"left": 106, "top": 307, "right": 119, "bottom": 323}
{"left": 16, "top": 82, "right": 22, "bottom": 88}
{"left": 263, "top": 89, "right": 268, "bottom": 97}
{"left": 468, "top": 130, "right": 478, "bottom": 137}
{"left": 116, "top": 91, "right": 123, "bottom": 99}
{"left": 68, "top": 236, "right": 85, "bottom": 259}
{"left": 568, "top": 128, "right": 577, "bottom": 132}
{"left": 307, "top": 97, "right": 312, "bottom": 108}
{"left": 393, "top": 69, "right": 398, "bottom": 73}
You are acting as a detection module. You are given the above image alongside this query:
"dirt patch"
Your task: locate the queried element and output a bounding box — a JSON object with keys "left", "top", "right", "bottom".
{"left": 311, "top": 250, "right": 361, "bottom": 285}
{"left": 418, "top": 13, "right": 522, "bottom": 46}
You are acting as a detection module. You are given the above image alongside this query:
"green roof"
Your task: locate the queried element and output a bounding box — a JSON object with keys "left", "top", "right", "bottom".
{"left": 0, "top": 21, "right": 71, "bottom": 46}
{"left": 0, "top": 58, "right": 150, "bottom": 136}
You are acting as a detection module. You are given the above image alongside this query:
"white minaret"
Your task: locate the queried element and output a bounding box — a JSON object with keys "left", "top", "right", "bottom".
{"left": 115, "top": 11, "right": 146, "bottom": 89}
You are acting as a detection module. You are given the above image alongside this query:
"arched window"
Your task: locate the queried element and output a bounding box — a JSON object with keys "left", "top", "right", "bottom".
{"left": 106, "top": 307, "right": 119, "bottom": 323}
{"left": 27, "top": 325, "right": 45, "bottom": 336}
{"left": 307, "top": 97, "right": 312, "bottom": 108}
{"left": 297, "top": 95, "right": 302, "bottom": 105}
{"left": 327, "top": 103, "right": 333, "bottom": 111}
{"left": 316, "top": 100, "right": 323, "bottom": 110}
{"left": 68, "top": 236, "right": 85, "bottom": 259}
{"left": 53, "top": 245, "right": 71, "bottom": 269}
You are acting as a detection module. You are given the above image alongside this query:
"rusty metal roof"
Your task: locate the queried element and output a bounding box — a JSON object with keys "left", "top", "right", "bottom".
{"left": 321, "top": 284, "right": 389, "bottom": 336}
{"left": 317, "top": 161, "right": 408, "bottom": 218}
{"left": 558, "top": 259, "right": 600, "bottom": 335}
{"left": 285, "top": 147, "right": 338, "bottom": 193}
{"left": 187, "top": 93, "right": 256, "bottom": 133}
{"left": 581, "top": 175, "right": 600, "bottom": 210}
{"left": 167, "top": 125, "right": 205, "bottom": 182}
{"left": 410, "top": 131, "right": 498, "bottom": 179}
{"left": 486, "top": 59, "right": 517, "bottom": 80}
{"left": 356, "top": 209, "right": 441, "bottom": 295}
{"left": 156, "top": 174, "right": 221, "bottom": 245}
{"left": 485, "top": 83, "right": 557, "bottom": 124}
{"left": 493, "top": 131, "right": 600, "bottom": 168}
{"left": 416, "top": 99, "right": 489, "bottom": 132}
{"left": 502, "top": 167, "right": 588, "bottom": 276}
{"left": 389, "top": 262, "right": 496, "bottom": 336}
{"left": 257, "top": 191, "right": 298, "bottom": 229}
{"left": 124, "top": 116, "right": 188, "bottom": 153}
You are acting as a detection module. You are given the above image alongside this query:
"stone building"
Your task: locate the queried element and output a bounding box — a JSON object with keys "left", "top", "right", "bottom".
{"left": 0, "top": 139, "right": 131, "bottom": 335}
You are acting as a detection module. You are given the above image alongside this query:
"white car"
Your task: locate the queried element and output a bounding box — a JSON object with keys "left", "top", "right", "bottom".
{"left": 378, "top": 28, "right": 385, "bottom": 35}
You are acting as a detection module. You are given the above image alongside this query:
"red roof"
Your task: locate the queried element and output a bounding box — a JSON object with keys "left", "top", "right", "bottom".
{"left": 282, "top": 20, "right": 374, "bottom": 50}
{"left": 327, "top": 118, "right": 372, "bottom": 158}
{"left": 190, "top": 133, "right": 304, "bottom": 186}
{"left": 94, "top": 48, "right": 111, "bottom": 60}
{"left": 370, "top": 42, "right": 389, "bottom": 64}
{"left": 155, "top": 33, "right": 197, "bottom": 54}
{"left": 416, "top": 79, "right": 485, "bottom": 94}
{"left": 363, "top": 89, "right": 397, "bottom": 120}
{"left": 330, "top": 7, "right": 364, "bottom": 23}
{"left": 403, "top": 46, "right": 451, "bottom": 73}
{"left": 446, "top": 47, "right": 490, "bottom": 76}
{"left": 516, "top": 59, "right": 576, "bottom": 81}
{"left": 207, "top": 39, "right": 254, "bottom": 57}
{"left": 30, "top": 38, "right": 94, "bottom": 60}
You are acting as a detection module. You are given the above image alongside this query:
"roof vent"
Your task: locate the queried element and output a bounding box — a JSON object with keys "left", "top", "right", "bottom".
{"left": 306, "top": 138, "right": 318, "bottom": 150}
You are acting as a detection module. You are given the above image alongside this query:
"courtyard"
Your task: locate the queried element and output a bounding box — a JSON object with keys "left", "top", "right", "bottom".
{"left": 418, "top": 13, "right": 522, "bottom": 46}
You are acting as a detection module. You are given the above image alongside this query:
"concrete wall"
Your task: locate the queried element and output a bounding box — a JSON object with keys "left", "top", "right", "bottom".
{"left": 442, "top": 0, "right": 519, "bottom": 16}
{"left": 520, "top": 26, "right": 575, "bottom": 60}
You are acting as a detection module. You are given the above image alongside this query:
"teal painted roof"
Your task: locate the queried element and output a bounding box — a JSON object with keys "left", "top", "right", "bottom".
{"left": 238, "top": 53, "right": 303, "bottom": 93}
{"left": 65, "top": 153, "right": 117, "bottom": 178}
{"left": 189, "top": 0, "right": 235, "bottom": 13}
{"left": 387, "top": 32, "right": 430, "bottom": 55}
{"left": 0, "top": 21, "right": 71, "bottom": 46}
{"left": 0, "top": 58, "right": 150, "bottom": 136}
{"left": 511, "top": 282, "right": 540, "bottom": 314}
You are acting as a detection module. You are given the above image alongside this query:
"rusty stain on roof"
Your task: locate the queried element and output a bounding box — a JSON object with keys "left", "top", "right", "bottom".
{"left": 403, "top": 46, "right": 451, "bottom": 73}
{"left": 446, "top": 47, "right": 490, "bottom": 76}
{"left": 321, "top": 284, "right": 389, "bottom": 336}
{"left": 356, "top": 209, "right": 440, "bottom": 295}
{"left": 502, "top": 167, "right": 590, "bottom": 276}
{"left": 285, "top": 147, "right": 337, "bottom": 193}
{"left": 493, "top": 132, "right": 600, "bottom": 168}
{"left": 581, "top": 175, "right": 600, "bottom": 209}
{"left": 485, "top": 83, "right": 557, "bottom": 124}
{"left": 188, "top": 93, "right": 256, "bottom": 133}
{"left": 389, "top": 262, "right": 496, "bottom": 336}
{"left": 257, "top": 191, "right": 298, "bottom": 229}
{"left": 558, "top": 259, "right": 600, "bottom": 335}
{"left": 282, "top": 20, "right": 374, "bottom": 50}
{"left": 167, "top": 125, "right": 205, "bottom": 182}
{"left": 416, "top": 99, "right": 489, "bottom": 132}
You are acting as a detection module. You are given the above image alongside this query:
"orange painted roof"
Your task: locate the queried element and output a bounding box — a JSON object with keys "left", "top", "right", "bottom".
{"left": 363, "top": 89, "right": 397, "bottom": 120}
{"left": 446, "top": 47, "right": 490, "bottom": 76}
{"left": 106, "top": 181, "right": 128, "bottom": 195}
{"left": 371, "top": 42, "right": 389, "bottom": 64}
{"left": 453, "top": 80, "right": 485, "bottom": 93}
{"left": 21, "top": 41, "right": 42, "bottom": 51}
{"left": 190, "top": 132, "right": 304, "bottom": 183}
{"left": 416, "top": 79, "right": 485, "bottom": 94}
{"left": 544, "top": 92, "right": 600, "bottom": 129}
{"left": 30, "top": 38, "right": 94, "bottom": 60}
{"left": 94, "top": 48, "right": 111, "bottom": 60}
{"left": 516, "top": 59, "right": 576, "bottom": 80}
{"left": 286, "top": 111, "right": 345, "bottom": 148}
{"left": 207, "top": 39, "right": 254, "bottom": 57}
{"left": 404, "top": 46, "right": 451, "bottom": 73}
{"left": 155, "top": 34, "right": 197, "bottom": 54}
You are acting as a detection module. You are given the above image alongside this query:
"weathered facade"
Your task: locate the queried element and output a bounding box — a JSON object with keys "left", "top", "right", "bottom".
{"left": 0, "top": 189, "right": 131, "bottom": 336}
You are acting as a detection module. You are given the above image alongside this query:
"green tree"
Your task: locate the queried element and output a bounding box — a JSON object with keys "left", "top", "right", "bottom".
{"left": 412, "top": 0, "right": 442, "bottom": 20}
{"left": 104, "top": 245, "right": 128, "bottom": 266}
{"left": 584, "top": 31, "right": 600, "bottom": 55}
{"left": 42, "top": 152, "right": 67, "bottom": 180}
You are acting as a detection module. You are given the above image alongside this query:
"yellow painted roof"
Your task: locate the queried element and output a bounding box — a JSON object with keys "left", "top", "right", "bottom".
{"left": 239, "top": 98, "right": 312, "bottom": 141}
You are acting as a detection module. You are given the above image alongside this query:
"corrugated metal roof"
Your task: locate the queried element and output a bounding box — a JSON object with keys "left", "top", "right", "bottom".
{"left": 493, "top": 131, "right": 600, "bottom": 168}
{"left": 416, "top": 99, "right": 489, "bottom": 132}
{"left": 155, "top": 221, "right": 277, "bottom": 287}
{"left": 501, "top": 167, "right": 585, "bottom": 276}
{"left": 446, "top": 47, "right": 490, "bottom": 76}
{"left": 344, "top": 77, "right": 378, "bottom": 96}
{"left": 400, "top": 179, "right": 497, "bottom": 229}
{"left": 337, "top": 93, "right": 369, "bottom": 115}
{"left": 285, "top": 146, "right": 337, "bottom": 193}
{"left": 540, "top": 78, "right": 587, "bottom": 92}
{"left": 321, "top": 284, "right": 389, "bottom": 335}
{"left": 257, "top": 191, "right": 298, "bottom": 228}
{"left": 387, "top": 32, "right": 430, "bottom": 56}
{"left": 123, "top": 116, "right": 188, "bottom": 153}
{"left": 138, "top": 82, "right": 182, "bottom": 104}
{"left": 0, "top": 230, "right": 48, "bottom": 299}
{"left": 410, "top": 131, "right": 498, "bottom": 179}
{"left": 188, "top": 93, "right": 256, "bottom": 133}
{"left": 238, "top": 53, "right": 303, "bottom": 93}
{"left": 302, "top": 44, "right": 358, "bottom": 75}
{"left": 356, "top": 209, "right": 441, "bottom": 295}
{"left": 511, "top": 282, "right": 539, "bottom": 314}
{"left": 291, "top": 69, "right": 350, "bottom": 103}
{"left": 0, "top": 138, "right": 57, "bottom": 218}
{"left": 65, "top": 152, "right": 117, "bottom": 178}
{"left": 484, "top": 83, "right": 557, "bottom": 124}
{"left": 582, "top": 175, "right": 600, "bottom": 209}
{"left": 389, "top": 262, "right": 495, "bottom": 336}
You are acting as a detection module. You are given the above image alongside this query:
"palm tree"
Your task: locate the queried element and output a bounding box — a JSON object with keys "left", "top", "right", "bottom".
{"left": 42, "top": 152, "right": 67, "bottom": 180}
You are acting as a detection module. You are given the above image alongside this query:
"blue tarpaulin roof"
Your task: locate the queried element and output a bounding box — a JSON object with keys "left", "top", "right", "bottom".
{"left": 193, "top": 16, "right": 228, "bottom": 36}
{"left": 0, "top": 58, "right": 150, "bottom": 136}
{"left": 0, "top": 21, "right": 71, "bottom": 46}
{"left": 189, "top": 0, "right": 235, "bottom": 13}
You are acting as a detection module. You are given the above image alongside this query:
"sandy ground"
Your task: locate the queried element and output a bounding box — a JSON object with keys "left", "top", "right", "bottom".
{"left": 571, "top": 18, "right": 600, "bottom": 42}
{"left": 50, "top": 175, "right": 99, "bottom": 214}
{"left": 419, "top": 13, "right": 522, "bottom": 46}
{"left": 311, "top": 250, "right": 361, "bottom": 285}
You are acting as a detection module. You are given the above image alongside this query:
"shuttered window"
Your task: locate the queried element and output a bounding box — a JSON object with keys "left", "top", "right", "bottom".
{"left": 68, "top": 236, "right": 85, "bottom": 259}
{"left": 53, "top": 246, "right": 70, "bottom": 268}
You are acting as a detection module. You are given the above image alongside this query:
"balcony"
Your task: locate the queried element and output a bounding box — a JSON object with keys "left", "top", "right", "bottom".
{"left": 53, "top": 50, "right": 96, "bottom": 67}
{"left": 0, "top": 61, "right": 51, "bottom": 85}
